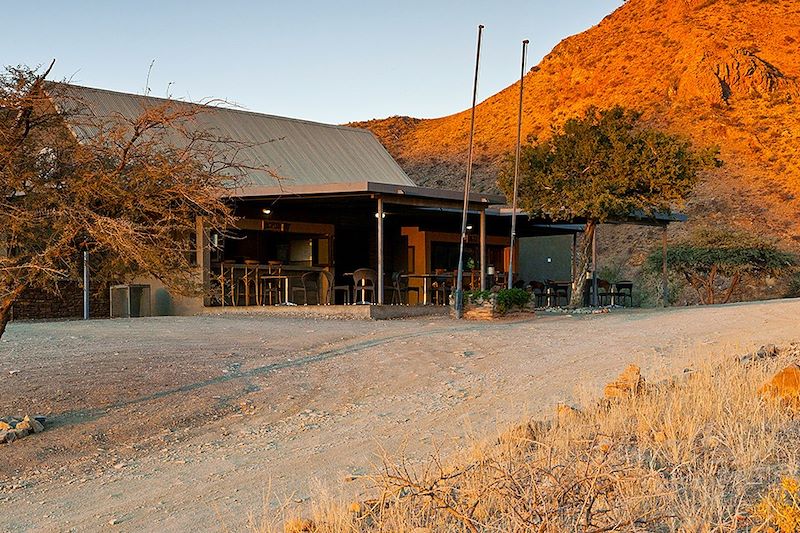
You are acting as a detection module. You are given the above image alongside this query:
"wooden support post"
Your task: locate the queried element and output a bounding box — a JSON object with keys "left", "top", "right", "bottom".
{"left": 377, "top": 196, "right": 384, "bottom": 305}
{"left": 480, "top": 208, "right": 487, "bottom": 290}
{"left": 662, "top": 225, "right": 669, "bottom": 307}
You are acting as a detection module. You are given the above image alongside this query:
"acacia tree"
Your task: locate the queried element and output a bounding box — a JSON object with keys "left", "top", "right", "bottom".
{"left": 499, "top": 106, "right": 718, "bottom": 307}
{"left": 0, "top": 64, "right": 263, "bottom": 338}
{"left": 647, "top": 226, "right": 796, "bottom": 304}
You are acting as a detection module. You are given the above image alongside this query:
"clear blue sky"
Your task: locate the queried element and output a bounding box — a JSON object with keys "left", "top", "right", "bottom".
{"left": 4, "top": 1, "right": 623, "bottom": 124}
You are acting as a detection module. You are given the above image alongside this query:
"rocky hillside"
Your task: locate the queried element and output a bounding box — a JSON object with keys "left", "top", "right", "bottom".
{"left": 351, "top": 0, "right": 800, "bottom": 249}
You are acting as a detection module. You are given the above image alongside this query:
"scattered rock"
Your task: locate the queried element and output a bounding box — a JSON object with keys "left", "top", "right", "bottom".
{"left": 26, "top": 416, "right": 44, "bottom": 434}
{"left": 604, "top": 364, "right": 646, "bottom": 399}
{"left": 15, "top": 418, "right": 32, "bottom": 434}
{"left": 739, "top": 344, "right": 780, "bottom": 365}
{"left": 759, "top": 364, "right": 800, "bottom": 407}
{"left": 0, "top": 415, "right": 45, "bottom": 443}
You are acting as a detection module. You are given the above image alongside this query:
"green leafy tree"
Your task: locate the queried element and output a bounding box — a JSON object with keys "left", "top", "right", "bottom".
{"left": 646, "top": 226, "right": 796, "bottom": 304}
{"left": 0, "top": 64, "right": 268, "bottom": 338}
{"left": 499, "top": 106, "right": 718, "bottom": 307}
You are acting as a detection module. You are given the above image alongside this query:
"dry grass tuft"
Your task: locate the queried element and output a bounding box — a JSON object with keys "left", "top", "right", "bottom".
{"left": 254, "top": 344, "right": 800, "bottom": 532}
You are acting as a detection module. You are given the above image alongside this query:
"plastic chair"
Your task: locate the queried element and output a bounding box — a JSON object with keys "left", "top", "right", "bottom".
{"left": 389, "top": 272, "right": 420, "bottom": 305}
{"left": 352, "top": 268, "right": 377, "bottom": 304}
{"left": 529, "top": 280, "right": 546, "bottom": 307}
{"left": 597, "top": 279, "right": 613, "bottom": 306}
{"left": 291, "top": 271, "right": 321, "bottom": 305}
{"left": 545, "top": 280, "right": 569, "bottom": 307}
{"left": 319, "top": 270, "right": 350, "bottom": 305}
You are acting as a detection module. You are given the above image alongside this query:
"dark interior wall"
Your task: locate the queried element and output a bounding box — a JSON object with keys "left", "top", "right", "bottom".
{"left": 518, "top": 235, "right": 573, "bottom": 284}
{"left": 334, "top": 222, "right": 372, "bottom": 282}
{"left": 234, "top": 197, "right": 405, "bottom": 284}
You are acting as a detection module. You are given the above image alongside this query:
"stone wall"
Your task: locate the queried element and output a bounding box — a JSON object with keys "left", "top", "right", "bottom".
{"left": 10, "top": 282, "right": 109, "bottom": 321}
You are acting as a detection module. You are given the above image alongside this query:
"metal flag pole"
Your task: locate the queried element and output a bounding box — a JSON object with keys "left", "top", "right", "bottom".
{"left": 508, "top": 39, "right": 529, "bottom": 289}
{"left": 83, "top": 248, "right": 90, "bottom": 320}
{"left": 455, "top": 24, "right": 484, "bottom": 319}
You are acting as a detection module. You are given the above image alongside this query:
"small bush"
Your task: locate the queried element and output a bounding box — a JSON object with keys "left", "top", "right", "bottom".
{"left": 465, "top": 288, "right": 531, "bottom": 313}
{"left": 646, "top": 226, "right": 797, "bottom": 304}
{"left": 494, "top": 288, "right": 531, "bottom": 313}
{"left": 785, "top": 271, "right": 800, "bottom": 298}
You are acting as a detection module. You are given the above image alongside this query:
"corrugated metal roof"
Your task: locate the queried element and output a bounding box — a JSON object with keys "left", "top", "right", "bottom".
{"left": 47, "top": 84, "right": 416, "bottom": 191}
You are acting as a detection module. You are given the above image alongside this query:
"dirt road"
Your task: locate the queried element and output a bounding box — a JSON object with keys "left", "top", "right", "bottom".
{"left": 1, "top": 299, "right": 799, "bottom": 532}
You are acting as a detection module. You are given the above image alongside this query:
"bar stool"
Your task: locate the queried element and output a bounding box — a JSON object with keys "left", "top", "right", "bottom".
{"left": 237, "top": 260, "right": 260, "bottom": 306}
{"left": 260, "top": 262, "right": 283, "bottom": 305}
{"left": 218, "top": 260, "right": 236, "bottom": 306}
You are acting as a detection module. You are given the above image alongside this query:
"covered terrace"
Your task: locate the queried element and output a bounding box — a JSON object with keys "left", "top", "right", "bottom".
{"left": 199, "top": 182, "right": 522, "bottom": 307}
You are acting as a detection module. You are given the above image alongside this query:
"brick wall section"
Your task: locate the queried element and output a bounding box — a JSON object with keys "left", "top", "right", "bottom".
{"left": 11, "top": 282, "right": 110, "bottom": 320}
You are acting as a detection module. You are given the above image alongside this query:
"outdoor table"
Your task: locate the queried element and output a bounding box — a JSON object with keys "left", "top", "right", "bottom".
{"left": 402, "top": 273, "right": 441, "bottom": 305}
{"left": 259, "top": 274, "right": 290, "bottom": 305}
{"left": 343, "top": 272, "right": 377, "bottom": 305}
{"left": 546, "top": 280, "right": 571, "bottom": 307}
{"left": 612, "top": 281, "right": 633, "bottom": 307}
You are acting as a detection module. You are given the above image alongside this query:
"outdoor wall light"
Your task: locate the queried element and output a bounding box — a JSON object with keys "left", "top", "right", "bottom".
{"left": 466, "top": 224, "right": 473, "bottom": 231}
{"left": 374, "top": 212, "right": 386, "bottom": 218}
{"left": 262, "top": 208, "right": 272, "bottom": 215}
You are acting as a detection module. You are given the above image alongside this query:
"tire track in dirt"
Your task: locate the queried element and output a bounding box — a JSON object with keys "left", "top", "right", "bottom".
{"left": 49, "top": 319, "right": 529, "bottom": 430}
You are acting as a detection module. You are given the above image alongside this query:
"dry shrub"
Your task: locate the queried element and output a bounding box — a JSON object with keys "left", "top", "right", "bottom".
{"left": 753, "top": 477, "right": 800, "bottom": 532}
{"left": 253, "top": 346, "right": 800, "bottom": 532}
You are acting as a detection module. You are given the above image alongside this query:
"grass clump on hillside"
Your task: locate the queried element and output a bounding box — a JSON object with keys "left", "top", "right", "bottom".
{"left": 258, "top": 345, "right": 800, "bottom": 532}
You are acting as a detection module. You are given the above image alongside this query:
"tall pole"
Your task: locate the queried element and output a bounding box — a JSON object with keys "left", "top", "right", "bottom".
{"left": 662, "top": 225, "right": 669, "bottom": 307}
{"left": 455, "top": 24, "right": 484, "bottom": 319}
{"left": 591, "top": 228, "right": 598, "bottom": 307}
{"left": 377, "top": 196, "right": 384, "bottom": 305}
{"left": 508, "top": 39, "right": 528, "bottom": 290}
{"left": 83, "top": 249, "right": 90, "bottom": 320}
{"left": 479, "top": 208, "right": 487, "bottom": 290}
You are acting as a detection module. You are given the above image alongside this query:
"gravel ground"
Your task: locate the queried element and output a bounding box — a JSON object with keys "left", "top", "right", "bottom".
{"left": 1, "top": 299, "right": 799, "bottom": 532}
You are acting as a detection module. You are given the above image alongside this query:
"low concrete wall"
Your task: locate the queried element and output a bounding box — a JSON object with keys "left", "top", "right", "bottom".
{"left": 200, "top": 304, "right": 451, "bottom": 320}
